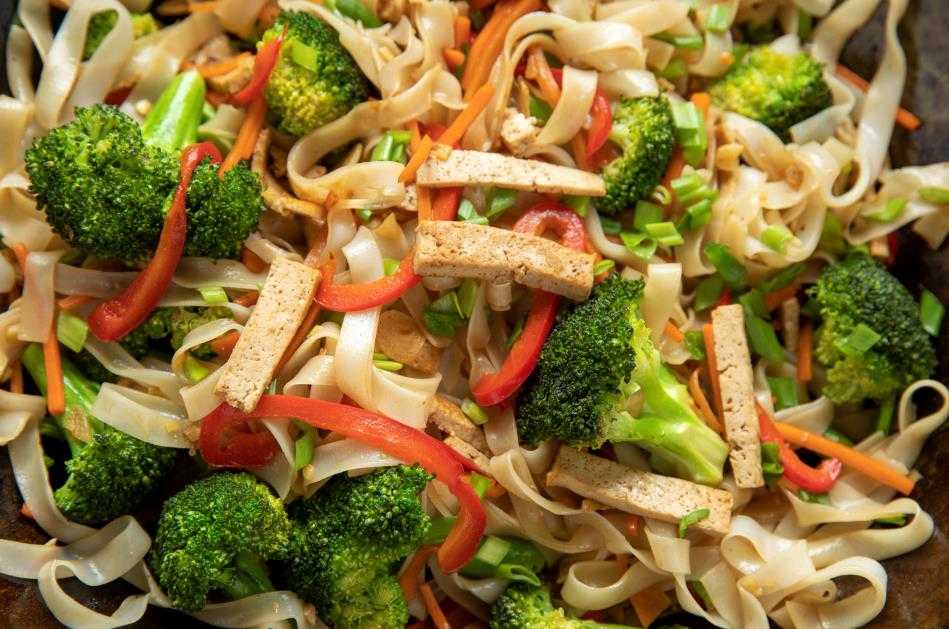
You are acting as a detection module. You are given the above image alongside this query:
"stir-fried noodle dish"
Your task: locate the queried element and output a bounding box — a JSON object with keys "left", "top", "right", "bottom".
{"left": 0, "top": 0, "right": 946, "bottom": 626}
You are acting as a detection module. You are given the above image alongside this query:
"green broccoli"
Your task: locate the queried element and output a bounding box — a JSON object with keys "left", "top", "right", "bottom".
{"left": 83, "top": 11, "right": 161, "bottom": 61}
{"left": 149, "top": 472, "right": 290, "bottom": 612}
{"left": 598, "top": 96, "right": 675, "bottom": 215}
{"left": 807, "top": 254, "right": 935, "bottom": 405}
{"left": 20, "top": 344, "right": 178, "bottom": 526}
{"left": 280, "top": 465, "right": 432, "bottom": 629}
{"left": 490, "top": 583, "right": 634, "bottom": 628}
{"left": 25, "top": 70, "right": 264, "bottom": 265}
{"left": 710, "top": 46, "right": 832, "bottom": 138}
{"left": 263, "top": 11, "right": 371, "bottom": 137}
{"left": 516, "top": 276, "right": 728, "bottom": 486}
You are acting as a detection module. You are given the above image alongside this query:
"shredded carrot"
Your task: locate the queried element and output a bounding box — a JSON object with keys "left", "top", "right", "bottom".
{"left": 221, "top": 95, "right": 267, "bottom": 175}
{"left": 689, "top": 368, "right": 723, "bottom": 434}
{"left": 775, "top": 421, "right": 916, "bottom": 495}
{"left": 796, "top": 320, "right": 813, "bottom": 383}
{"left": 661, "top": 148, "right": 686, "bottom": 204}
{"left": 462, "top": 0, "right": 541, "bottom": 97}
{"left": 630, "top": 584, "right": 671, "bottom": 628}
{"left": 11, "top": 243, "right": 28, "bottom": 271}
{"left": 454, "top": 16, "right": 471, "bottom": 48}
{"left": 626, "top": 514, "right": 643, "bottom": 539}
{"left": 20, "top": 503, "right": 33, "bottom": 519}
{"left": 416, "top": 186, "right": 433, "bottom": 221}
{"left": 702, "top": 324, "right": 722, "bottom": 415}
{"left": 42, "top": 326, "right": 65, "bottom": 416}
{"left": 484, "top": 478, "right": 507, "bottom": 498}
{"left": 241, "top": 246, "right": 268, "bottom": 274}
{"left": 196, "top": 53, "right": 253, "bottom": 79}
{"left": 276, "top": 299, "right": 321, "bottom": 374}
{"left": 57, "top": 294, "right": 94, "bottom": 312}
{"left": 571, "top": 133, "right": 591, "bottom": 171}
{"left": 156, "top": 0, "right": 219, "bottom": 16}
{"left": 399, "top": 135, "right": 434, "bottom": 184}
{"left": 662, "top": 320, "right": 685, "bottom": 344}
{"left": 9, "top": 360, "right": 23, "bottom": 394}
{"left": 764, "top": 283, "right": 799, "bottom": 311}
{"left": 408, "top": 121, "right": 422, "bottom": 153}
{"left": 439, "top": 83, "right": 496, "bottom": 147}
{"left": 689, "top": 91, "right": 712, "bottom": 117}
{"left": 443, "top": 47, "right": 466, "bottom": 70}
{"left": 210, "top": 330, "right": 241, "bottom": 359}
{"left": 419, "top": 583, "right": 450, "bottom": 629}
{"left": 835, "top": 65, "right": 921, "bottom": 131}
{"left": 527, "top": 46, "right": 561, "bottom": 106}
{"left": 399, "top": 546, "right": 436, "bottom": 601}
{"left": 234, "top": 291, "right": 260, "bottom": 307}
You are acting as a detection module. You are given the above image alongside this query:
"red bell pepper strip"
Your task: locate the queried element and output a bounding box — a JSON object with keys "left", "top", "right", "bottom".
{"left": 586, "top": 89, "right": 612, "bottom": 158}
{"left": 315, "top": 253, "right": 422, "bottom": 312}
{"left": 757, "top": 403, "right": 842, "bottom": 493}
{"left": 433, "top": 187, "right": 464, "bottom": 221}
{"left": 472, "top": 201, "right": 588, "bottom": 406}
{"left": 199, "top": 395, "right": 487, "bottom": 572}
{"left": 88, "top": 142, "right": 222, "bottom": 342}
{"left": 230, "top": 26, "right": 287, "bottom": 106}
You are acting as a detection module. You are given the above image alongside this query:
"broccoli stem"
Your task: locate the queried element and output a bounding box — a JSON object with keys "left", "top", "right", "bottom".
{"left": 214, "top": 552, "right": 275, "bottom": 601}
{"left": 21, "top": 344, "right": 103, "bottom": 458}
{"left": 141, "top": 70, "right": 207, "bottom": 154}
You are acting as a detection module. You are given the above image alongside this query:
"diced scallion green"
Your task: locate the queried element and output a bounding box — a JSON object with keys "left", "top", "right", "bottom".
{"left": 761, "top": 224, "right": 793, "bottom": 253}
{"left": 183, "top": 355, "right": 210, "bottom": 383}
{"left": 865, "top": 197, "right": 907, "bottom": 222}
{"left": 745, "top": 314, "right": 786, "bottom": 362}
{"left": 919, "top": 288, "right": 944, "bottom": 336}
{"left": 199, "top": 286, "right": 228, "bottom": 305}
{"left": 704, "top": 3, "right": 732, "bottom": 32}
{"left": 703, "top": 243, "right": 746, "bottom": 289}
{"left": 835, "top": 323, "right": 881, "bottom": 357}
{"left": 918, "top": 186, "right": 949, "bottom": 205}
{"left": 694, "top": 275, "right": 724, "bottom": 311}
{"left": 677, "top": 508, "right": 710, "bottom": 537}
{"left": 620, "top": 231, "right": 658, "bottom": 260}
{"left": 56, "top": 312, "right": 89, "bottom": 353}
{"left": 461, "top": 398, "right": 489, "bottom": 425}
{"left": 767, "top": 376, "right": 798, "bottom": 411}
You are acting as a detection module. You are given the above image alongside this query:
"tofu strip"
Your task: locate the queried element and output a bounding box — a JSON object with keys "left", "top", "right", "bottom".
{"left": 413, "top": 222, "right": 595, "bottom": 301}
{"left": 547, "top": 447, "right": 733, "bottom": 537}
{"left": 215, "top": 257, "right": 319, "bottom": 411}
{"left": 712, "top": 304, "right": 765, "bottom": 488}
{"left": 416, "top": 150, "right": 606, "bottom": 196}
{"left": 425, "top": 395, "right": 489, "bottom": 453}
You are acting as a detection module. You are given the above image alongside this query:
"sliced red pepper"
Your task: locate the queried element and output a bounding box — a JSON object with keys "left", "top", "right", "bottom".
{"left": 757, "top": 403, "right": 842, "bottom": 493}
{"left": 230, "top": 26, "right": 287, "bottom": 107}
{"left": 511, "top": 200, "right": 588, "bottom": 251}
{"left": 586, "top": 90, "right": 612, "bottom": 158}
{"left": 315, "top": 253, "right": 421, "bottom": 312}
{"left": 886, "top": 232, "right": 899, "bottom": 267}
{"left": 433, "top": 187, "right": 463, "bottom": 221}
{"left": 88, "top": 142, "right": 221, "bottom": 342}
{"left": 199, "top": 395, "right": 487, "bottom": 572}
{"left": 104, "top": 85, "right": 133, "bottom": 106}
{"left": 715, "top": 287, "right": 733, "bottom": 307}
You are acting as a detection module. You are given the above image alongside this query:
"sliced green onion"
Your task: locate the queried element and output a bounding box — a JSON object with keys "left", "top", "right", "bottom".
{"left": 563, "top": 194, "right": 589, "bottom": 217}
{"left": 199, "top": 286, "right": 228, "bottom": 305}
{"left": 797, "top": 490, "right": 831, "bottom": 505}
{"left": 652, "top": 185, "right": 673, "bottom": 206}
{"left": 694, "top": 275, "right": 725, "bottom": 311}
{"left": 506, "top": 316, "right": 525, "bottom": 350}
{"left": 293, "top": 422, "right": 316, "bottom": 471}
{"left": 327, "top": 0, "right": 382, "bottom": 27}
{"left": 184, "top": 354, "right": 211, "bottom": 383}
{"left": 423, "top": 516, "right": 456, "bottom": 545}
{"left": 599, "top": 217, "right": 622, "bottom": 235}
{"left": 644, "top": 221, "right": 684, "bottom": 247}
{"left": 655, "top": 32, "right": 704, "bottom": 50}
{"left": 620, "top": 231, "right": 658, "bottom": 260}
{"left": 738, "top": 288, "right": 767, "bottom": 319}
{"left": 372, "top": 352, "right": 403, "bottom": 372}
{"left": 876, "top": 394, "right": 896, "bottom": 435}
{"left": 760, "top": 442, "right": 783, "bottom": 487}
{"left": 461, "top": 398, "right": 489, "bottom": 425}
{"left": 920, "top": 288, "right": 944, "bottom": 336}
{"left": 865, "top": 197, "right": 907, "bottom": 222}
{"left": 759, "top": 263, "right": 804, "bottom": 294}
{"left": 670, "top": 101, "right": 708, "bottom": 166}
{"left": 457, "top": 279, "right": 479, "bottom": 318}
{"left": 873, "top": 514, "right": 908, "bottom": 528}
{"left": 684, "top": 329, "right": 706, "bottom": 360}
{"left": 767, "top": 376, "right": 798, "bottom": 411}
{"left": 836, "top": 323, "right": 881, "bottom": 357}
{"left": 680, "top": 198, "right": 713, "bottom": 231}
{"left": 704, "top": 3, "right": 731, "bottom": 32}
{"left": 658, "top": 57, "right": 687, "bottom": 79}
{"left": 467, "top": 537, "right": 545, "bottom": 585}
{"left": 382, "top": 258, "right": 400, "bottom": 276}
{"left": 388, "top": 129, "right": 411, "bottom": 144}
{"left": 56, "top": 312, "right": 89, "bottom": 353}
{"left": 469, "top": 472, "right": 493, "bottom": 498}
{"left": 423, "top": 292, "right": 464, "bottom": 337}
{"left": 761, "top": 224, "right": 793, "bottom": 253}
{"left": 529, "top": 96, "right": 553, "bottom": 123}
{"left": 289, "top": 39, "right": 319, "bottom": 72}
{"left": 746, "top": 314, "right": 786, "bottom": 362}
{"left": 457, "top": 198, "right": 488, "bottom": 225}
{"left": 593, "top": 259, "right": 615, "bottom": 275}
{"left": 677, "top": 508, "right": 710, "bottom": 537}
{"left": 822, "top": 428, "right": 853, "bottom": 446}
{"left": 819, "top": 213, "right": 848, "bottom": 254}
{"left": 370, "top": 133, "right": 396, "bottom": 161}
{"left": 495, "top": 564, "right": 541, "bottom": 586}
{"left": 633, "top": 201, "right": 665, "bottom": 232}
{"left": 704, "top": 243, "right": 747, "bottom": 289}
{"left": 462, "top": 535, "right": 512, "bottom": 574}
{"left": 356, "top": 208, "right": 373, "bottom": 222}
{"left": 486, "top": 188, "right": 517, "bottom": 219}
{"left": 918, "top": 186, "right": 949, "bottom": 205}
{"left": 797, "top": 9, "right": 813, "bottom": 40}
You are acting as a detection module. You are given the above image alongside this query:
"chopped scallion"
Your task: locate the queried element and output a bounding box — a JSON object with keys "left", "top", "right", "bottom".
{"left": 461, "top": 398, "right": 489, "bottom": 425}
{"left": 865, "top": 196, "right": 907, "bottom": 222}
{"left": 325, "top": 0, "right": 382, "bottom": 27}
{"left": 761, "top": 224, "right": 793, "bottom": 253}
{"left": 199, "top": 286, "right": 228, "bottom": 305}
{"left": 919, "top": 288, "right": 944, "bottom": 336}
{"left": 835, "top": 323, "right": 881, "bottom": 357}
{"left": 56, "top": 312, "right": 89, "bottom": 353}
{"left": 655, "top": 32, "right": 704, "bottom": 50}
{"left": 658, "top": 57, "right": 687, "bottom": 79}
{"left": 469, "top": 472, "right": 493, "bottom": 498}
{"left": 293, "top": 422, "right": 316, "bottom": 471}
{"left": 184, "top": 355, "right": 211, "bottom": 383}
{"left": 684, "top": 329, "right": 706, "bottom": 360}
{"left": 644, "top": 221, "right": 684, "bottom": 246}
{"left": 759, "top": 263, "right": 804, "bottom": 294}
{"left": 372, "top": 352, "right": 403, "bottom": 372}
{"left": 797, "top": 490, "right": 831, "bottom": 505}
{"left": 382, "top": 258, "right": 400, "bottom": 276}
{"left": 677, "top": 508, "right": 710, "bottom": 537}
{"left": 529, "top": 96, "right": 553, "bottom": 123}
{"left": 599, "top": 217, "right": 622, "bottom": 235}
{"left": 486, "top": 188, "right": 517, "bottom": 219}
{"left": 876, "top": 394, "right": 896, "bottom": 435}
{"left": 745, "top": 314, "right": 786, "bottom": 362}
{"left": 356, "top": 208, "right": 373, "bottom": 222}
{"left": 634, "top": 201, "right": 665, "bottom": 232}
{"left": 458, "top": 199, "right": 488, "bottom": 225}
{"left": 457, "top": 279, "right": 478, "bottom": 317}
{"left": 767, "top": 376, "right": 798, "bottom": 411}
{"left": 761, "top": 442, "right": 783, "bottom": 487}
{"left": 694, "top": 275, "right": 724, "bottom": 311}
{"left": 704, "top": 3, "right": 731, "bottom": 32}
{"left": 593, "top": 259, "right": 615, "bottom": 275}
{"left": 289, "top": 40, "right": 319, "bottom": 72}
{"left": 704, "top": 243, "right": 747, "bottom": 289}
{"left": 370, "top": 132, "right": 395, "bottom": 162}
{"left": 918, "top": 186, "right": 949, "bottom": 205}
{"left": 797, "top": 9, "right": 813, "bottom": 40}
{"left": 620, "top": 231, "right": 658, "bottom": 260}
{"left": 563, "top": 194, "right": 589, "bottom": 217}
{"left": 822, "top": 428, "right": 853, "bottom": 446}
{"left": 738, "top": 288, "right": 767, "bottom": 319}
{"left": 873, "top": 514, "right": 908, "bottom": 528}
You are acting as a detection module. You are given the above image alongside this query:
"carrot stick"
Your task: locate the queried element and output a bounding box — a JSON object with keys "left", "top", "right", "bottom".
{"left": 690, "top": 91, "right": 712, "bottom": 117}
{"left": 702, "top": 324, "right": 722, "bottom": 415}
{"left": 399, "top": 135, "right": 434, "bottom": 184}
{"left": 196, "top": 53, "right": 253, "bottom": 78}
{"left": 9, "top": 360, "right": 23, "bottom": 394}
{"left": 11, "top": 243, "right": 28, "bottom": 271}
{"left": 835, "top": 64, "right": 921, "bottom": 131}
{"left": 626, "top": 514, "right": 643, "bottom": 539}
{"left": 234, "top": 291, "right": 260, "bottom": 307}
{"left": 42, "top": 326, "right": 65, "bottom": 416}
{"left": 419, "top": 583, "right": 450, "bottom": 629}
{"left": 408, "top": 121, "right": 422, "bottom": 153}
{"left": 796, "top": 320, "right": 813, "bottom": 383}
{"left": 210, "top": 330, "right": 241, "bottom": 359}
{"left": 443, "top": 47, "right": 466, "bottom": 69}
{"left": 661, "top": 148, "right": 686, "bottom": 205}
{"left": 689, "top": 368, "right": 723, "bottom": 434}
{"left": 417, "top": 186, "right": 433, "bottom": 221}
{"left": 57, "top": 295, "right": 94, "bottom": 312}
{"left": 571, "top": 133, "right": 591, "bottom": 171}
{"left": 764, "top": 283, "right": 799, "bottom": 311}
{"left": 398, "top": 546, "right": 436, "bottom": 601}
{"left": 630, "top": 584, "right": 671, "bottom": 628}
{"left": 221, "top": 95, "right": 267, "bottom": 176}
{"left": 276, "top": 299, "right": 321, "bottom": 374}
{"left": 662, "top": 320, "right": 685, "bottom": 343}
{"left": 462, "top": 0, "right": 541, "bottom": 97}
{"left": 527, "top": 46, "right": 561, "bottom": 106}
{"left": 439, "top": 83, "right": 496, "bottom": 147}
{"left": 775, "top": 421, "right": 916, "bottom": 495}
{"left": 241, "top": 246, "right": 268, "bottom": 273}
{"left": 20, "top": 503, "right": 33, "bottom": 519}
{"left": 454, "top": 16, "right": 471, "bottom": 47}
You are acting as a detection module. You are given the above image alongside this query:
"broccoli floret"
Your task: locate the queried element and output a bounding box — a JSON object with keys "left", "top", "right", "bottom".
{"left": 149, "top": 472, "right": 290, "bottom": 612}
{"left": 807, "top": 254, "right": 935, "bottom": 405}
{"left": 25, "top": 72, "right": 264, "bottom": 265}
{"left": 710, "top": 46, "right": 832, "bottom": 138}
{"left": 83, "top": 11, "right": 161, "bottom": 61}
{"left": 517, "top": 276, "right": 728, "bottom": 485}
{"left": 491, "top": 583, "right": 632, "bottom": 628}
{"left": 598, "top": 96, "right": 675, "bottom": 215}
{"left": 169, "top": 306, "right": 233, "bottom": 359}
{"left": 263, "top": 11, "right": 371, "bottom": 136}
{"left": 281, "top": 465, "right": 432, "bottom": 629}
{"left": 20, "top": 344, "right": 178, "bottom": 525}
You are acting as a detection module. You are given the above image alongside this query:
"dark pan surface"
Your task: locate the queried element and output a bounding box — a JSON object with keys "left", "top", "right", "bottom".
{"left": 0, "top": 1, "right": 946, "bottom": 627}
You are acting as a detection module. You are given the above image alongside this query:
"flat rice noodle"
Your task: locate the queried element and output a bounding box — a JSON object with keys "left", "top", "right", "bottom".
{"left": 91, "top": 384, "right": 192, "bottom": 448}
{"left": 18, "top": 250, "right": 64, "bottom": 343}
{"left": 84, "top": 337, "right": 182, "bottom": 401}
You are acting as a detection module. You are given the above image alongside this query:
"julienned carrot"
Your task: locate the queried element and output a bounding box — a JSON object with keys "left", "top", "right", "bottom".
{"left": 661, "top": 148, "right": 686, "bottom": 204}
{"left": 399, "top": 135, "right": 434, "bottom": 184}
{"left": 462, "top": 0, "right": 542, "bottom": 97}
{"left": 690, "top": 91, "right": 712, "bottom": 117}
{"left": 210, "top": 330, "right": 241, "bottom": 358}
{"left": 419, "top": 583, "right": 450, "bottom": 629}
{"left": 774, "top": 421, "right": 916, "bottom": 495}
{"left": 408, "top": 121, "right": 422, "bottom": 153}
{"left": 835, "top": 64, "right": 921, "bottom": 131}
{"left": 416, "top": 186, "right": 433, "bottom": 221}
{"left": 443, "top": 47, "right": 466, "bottom": 69}
{"left": 764, "top": 283, "right": 799, "bottom": 311}
{"left": 398, "top": 546, "right": 436, "bottom": 600}
{"left": 626, "top": 513, "right": 643, "bottom": 539}
{"left": 197, "top": 53, "right": 253, "bottom": 78}
{"left": 454, "top": 16, "right": 471, "bottom": 47}
{"left": 276, "top": 298, "right": 321, "bottom": 374}
{"left": 234, "top": 291, "right": 259, "bottom": 307}
{"left": 571, "top": 133, "right": 591, "bottom": 171}
{"left": 9, "top": 360, "right": 23, "bottom": 394}
{"left": 797, "top": 320, "right": 813, "bottom": 383}
{"left": 662, "top": 320, "right": 685, "bottom": 343}
{"left": 689, "top": 368, "right": 723, "bottom": 434}
{"left": 42, "top": 327, "right": 65, "bottom": 416}
{"left": 702, "top": 324, "right": 722, "bottom": 415}
{"left": 527, "top": 46, "right": 561, "bottom": 106}
{"left": 57, "top": 294, "right": 94, "bottom": 312}
{"left": 241, "top": 246, "right": 268, "bottom": 274}
{"left": 630, "top": 584, "right": 671, "bottom": 628}
{"left": 221, "top": 95, "right": 267, "bottom": 175}
{"left": 439, "top": 83, "right": 496, "bottom": 146}
{"left": 11, "top": 243, "right": 28, "bottom": 270}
